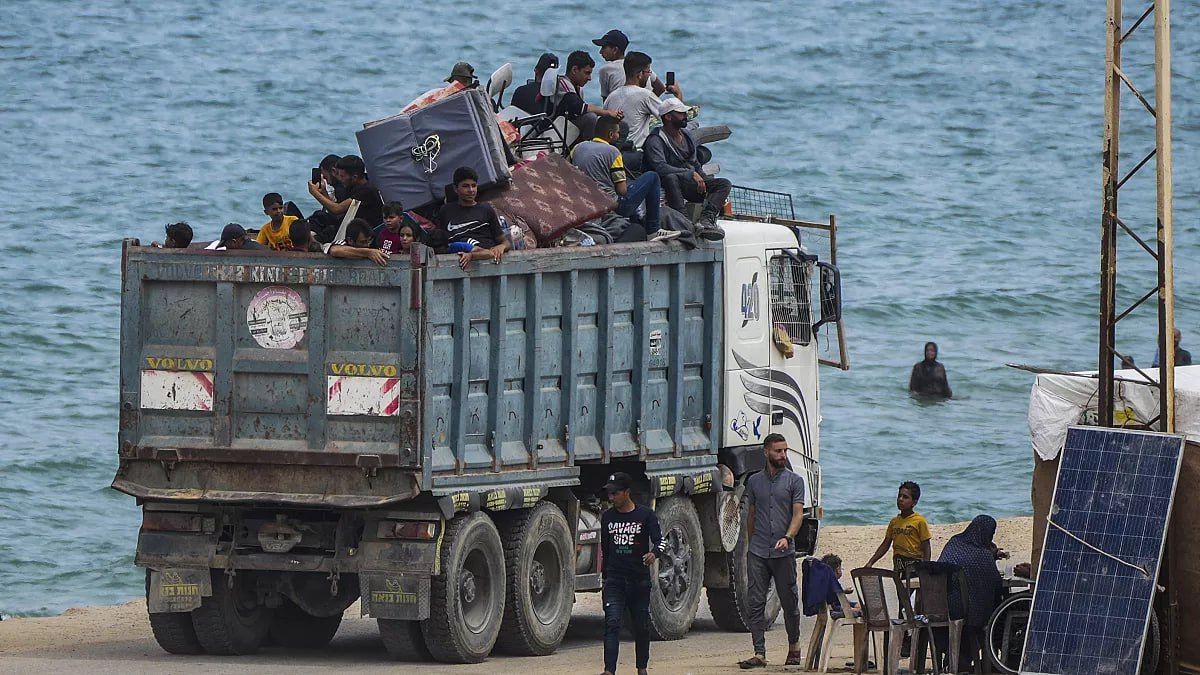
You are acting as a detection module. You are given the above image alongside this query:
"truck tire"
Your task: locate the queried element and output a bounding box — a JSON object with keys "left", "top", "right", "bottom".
{"left": 421, "top": 511, "right": 506, "bottom": 663}
{"left": 267, "top": 599, "right": 342, "bottom": 648}
{"left": 379, "top": 619, "right": 433, "bottom": 661}
{"left": 707, "top": 495, "right": 781, "bottom": 632}
{"left": 191, "top": 570, "right": 273, "bottom": 655}
{"left": 144, "top": 570, "right": 204, "bottom": 655}
{"left": 649, "top": 496, "right": 705, "bottom": 640}
{"left": 495, "top": 502, "right": 574, "bottom": 655}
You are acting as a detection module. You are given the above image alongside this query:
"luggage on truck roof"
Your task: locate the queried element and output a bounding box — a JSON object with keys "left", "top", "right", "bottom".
{"left": 356, "top": 88, "right": 511, "bottom": 211}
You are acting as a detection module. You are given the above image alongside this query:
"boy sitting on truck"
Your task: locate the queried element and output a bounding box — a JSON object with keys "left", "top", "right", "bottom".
{"left": 436, "top": 167, "right": 508, "bottom": 271}
{"left": 257, "top": 193, "right": 299, "bottom": 250}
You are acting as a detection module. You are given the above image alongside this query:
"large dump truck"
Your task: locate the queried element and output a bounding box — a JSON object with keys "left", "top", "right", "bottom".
{"left": 113, "top": 205, "right": 846, "bottom": 663}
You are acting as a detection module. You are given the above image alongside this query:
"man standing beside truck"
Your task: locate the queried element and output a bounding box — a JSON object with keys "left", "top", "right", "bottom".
{"left": 601, "top": 472, "right": 664, "bottom": 675}
{"left": 739, "top": 434, "right": 805, "bottom": 669}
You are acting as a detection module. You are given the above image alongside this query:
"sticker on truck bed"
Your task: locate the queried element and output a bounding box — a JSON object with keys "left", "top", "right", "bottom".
{"left": 141, "top": 370, "right": 214, "bottom": 411}
{"left": 327, "top": 375, "right": 401, "bottom": 416}
{"left": 246, "top": 286, "right": 308, "bottom": 349}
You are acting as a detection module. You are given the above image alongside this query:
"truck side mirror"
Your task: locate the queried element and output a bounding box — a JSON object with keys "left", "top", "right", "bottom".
{"left": 813, "top": 262, "right": 841, "bottom": 331}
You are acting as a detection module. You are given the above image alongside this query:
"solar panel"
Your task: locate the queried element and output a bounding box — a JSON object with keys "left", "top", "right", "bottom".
{"left": 1020, "top": 426, "right": 1184, "bottom": 675}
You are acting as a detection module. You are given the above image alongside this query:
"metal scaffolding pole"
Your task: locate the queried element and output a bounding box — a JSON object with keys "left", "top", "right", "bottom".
{"left": 1098, "top": 1, "right": 1176, "bottom": 670}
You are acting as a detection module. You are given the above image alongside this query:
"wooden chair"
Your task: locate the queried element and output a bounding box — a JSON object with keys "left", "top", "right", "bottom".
{"left": 852, "top": 567, "right": 921, "bottom": 675}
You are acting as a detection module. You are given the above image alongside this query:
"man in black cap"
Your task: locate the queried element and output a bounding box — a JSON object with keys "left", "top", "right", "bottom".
{"left": 594, "top": 29, "right": 667, "bottom": 100}
{"left": 600, "top": 472, "right": 663, "bottom": 675}
{"left": 445, "top": 61, "right": 478, "bottom": 88}
{"left": 204, "top": 223, "right": 265, "bottom": 250}
{"left": 511, "top": 52, "right": 559, "bottom": 114}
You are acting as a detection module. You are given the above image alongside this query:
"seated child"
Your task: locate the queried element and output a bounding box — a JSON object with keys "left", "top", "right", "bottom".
{"left": 820, "top": 554, "right": 859, "bottom": 618}
{"left": 377, "top": 201, "right": 419, "bottom": 256}
{"left": 257, "top": 192, "right": 299, "bottom": 250}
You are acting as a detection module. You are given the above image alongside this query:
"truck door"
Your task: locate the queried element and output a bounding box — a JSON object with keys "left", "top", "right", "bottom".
{"left": 764, "top": 251, "right": 821, "bottom": 504}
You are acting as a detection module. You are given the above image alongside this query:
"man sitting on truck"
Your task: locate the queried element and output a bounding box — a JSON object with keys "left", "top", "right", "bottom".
{"left": 286, "top": 219, "right": 322, "bottom": 252}
{"left": 437, "top": 167, "right": 508, "bottom": 271}
{"left": 643, "top": 98, "right": 729, "bottom": 239}
{"left": 603, "top": 51, "right": 682, "bottom": 151}
{"left": 570, "top": 115, "right": 678, "bottom": 243}
{"left": 307, "top": 155, "right": 384, "bottom": 231}
{"left": 547, "top": 51, "right": 623, "bottom": 140}
{"left": 511, "top": 52, "right": 558, "bottom": 115}
{"left": 321, "top": 218, "right": 389, "bottom": 265}
{"left": 204, "top": 223, "right": 266, "bottom": 251}
{"left": 593, "top": 29, "right": 670, "bottom": 100}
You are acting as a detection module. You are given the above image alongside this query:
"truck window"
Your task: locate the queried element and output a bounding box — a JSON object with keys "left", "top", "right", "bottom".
{"left": 768, "top": 254, "right": 812, "bottom": 346}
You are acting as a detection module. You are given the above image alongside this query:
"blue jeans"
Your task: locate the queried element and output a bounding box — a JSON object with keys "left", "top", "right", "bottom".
{"left": 603, "top": 574, "right": 652, "bottom": 673}
{"left": 616, "top": 172, "right": 662, "bottom": 234}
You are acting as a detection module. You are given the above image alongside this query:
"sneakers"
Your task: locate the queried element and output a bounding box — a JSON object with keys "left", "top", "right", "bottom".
{"left": 696, "top": 224, "right": 725, "bottom": 240}
{"left": 649, "top": 229, "right": 682, "bottom": 242}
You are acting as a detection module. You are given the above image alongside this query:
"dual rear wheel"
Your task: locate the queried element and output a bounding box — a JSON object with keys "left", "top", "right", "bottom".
{"left": 378, "top": 503, "right": 575, "bottom": 663}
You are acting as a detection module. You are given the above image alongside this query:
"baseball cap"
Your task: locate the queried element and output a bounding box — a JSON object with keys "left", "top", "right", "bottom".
{"left": 657, "top": 97, "right": 690, "bottom": 116}
{"left": 592, "top": 29, "right": 630, "bottom": 50}
{"left": 535, "top": 52, "right": 559, "bottom": 73}
{"left": 445, "top": 61, "right": 476, "bottom": 83}
{"left": 219, "top": 223, "right": 246, "bottom": 245}
{"left": 604, "top": 472, "right": 633, "bottom": 493}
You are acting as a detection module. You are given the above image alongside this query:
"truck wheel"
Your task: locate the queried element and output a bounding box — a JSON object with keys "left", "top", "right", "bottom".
{"left": 649, "top": 496, "right": 705, "bottom": 640}
{"left": 191, "top": 570, "right": 273, "bottom": 655}
{"left": 379, "top": 619, "right": 432, "bottom": 661}
{"left": 267, "top": 599, "right": 342, "bottom": 648}
{"left": 707, "top": 494, "right": 781, "bottom": 632}
{"left": 421, "top": 512, "right": 506, "bottom": 663}
{"left": 496, "top": 502, "right": 574, "bottom": 655}
{"left": 144, "top": 570, "right": 204, "bottom": 655}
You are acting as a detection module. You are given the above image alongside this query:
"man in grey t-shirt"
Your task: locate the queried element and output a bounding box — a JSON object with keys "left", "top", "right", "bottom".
{"left": 739, "top": 433, "right": 805, "bottom": 669}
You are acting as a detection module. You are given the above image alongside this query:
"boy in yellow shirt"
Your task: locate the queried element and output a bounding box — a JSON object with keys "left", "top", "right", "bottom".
{"left": 257, "top": 192, "right": 298, "bottom": 250}
{"left": 865, "top": 481, "right": 931, "bottom": 574}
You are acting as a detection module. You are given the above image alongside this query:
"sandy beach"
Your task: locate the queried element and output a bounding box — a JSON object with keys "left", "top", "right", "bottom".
{"left": 0, "top": 517, "right": 1032, "bottom": 674}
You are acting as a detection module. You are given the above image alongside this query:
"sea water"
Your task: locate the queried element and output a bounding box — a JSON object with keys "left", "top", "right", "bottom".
{"left": 2, "top": 0, "right": 1198, "bottom": 616}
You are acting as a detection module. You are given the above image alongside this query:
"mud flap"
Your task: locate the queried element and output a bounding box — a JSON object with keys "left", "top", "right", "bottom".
{"left": 360, "top": 573, "right": 430, "bottom": 620}
{"left": 147, "top": 568, "right": 212, "bottom": 613}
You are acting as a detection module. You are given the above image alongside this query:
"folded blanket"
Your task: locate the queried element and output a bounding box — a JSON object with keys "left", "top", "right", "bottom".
{"left": 482, "top": 153, "right": 616, "bottom": 245}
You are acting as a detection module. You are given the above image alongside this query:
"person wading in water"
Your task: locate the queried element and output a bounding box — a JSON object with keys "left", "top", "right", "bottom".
{"left": 909, "top": 342, "right": 952, "bottom": 398}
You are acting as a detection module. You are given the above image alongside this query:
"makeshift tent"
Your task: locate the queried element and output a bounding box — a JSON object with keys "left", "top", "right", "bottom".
{"left": 1026, "top": 365, "right": 1200, "bottom": 671}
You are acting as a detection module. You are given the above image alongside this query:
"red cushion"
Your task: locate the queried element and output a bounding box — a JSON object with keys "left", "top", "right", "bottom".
{"left": 482, "top": 154, "right": 616, "bottom": 244}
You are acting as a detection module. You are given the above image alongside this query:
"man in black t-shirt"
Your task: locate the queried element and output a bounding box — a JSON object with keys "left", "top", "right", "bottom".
{"left": 307, "top": 155, "right": 384, "bottom": 237}
{"left": 599, "top": 472, "right": 663, "bottom": 675}
{"left": 511, "top": 52, "right": 558, "bottom": 115}
{"left": 436, "top": 167, "right": 509, "bottom": 271}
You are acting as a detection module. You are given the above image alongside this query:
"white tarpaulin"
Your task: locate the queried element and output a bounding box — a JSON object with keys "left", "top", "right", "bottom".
{"left": 1028, "top": 365, "right": 1200, "bottom": 460}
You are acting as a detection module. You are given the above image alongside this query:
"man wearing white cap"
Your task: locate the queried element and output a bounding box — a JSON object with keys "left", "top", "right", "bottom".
{"left": 643, "top": 98, "right": 731, "bottom": 235}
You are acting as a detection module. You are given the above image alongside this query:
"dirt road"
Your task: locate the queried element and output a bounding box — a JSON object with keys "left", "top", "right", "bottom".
{"left": 0, "top": 518, "right": 1032, "bottom": 674}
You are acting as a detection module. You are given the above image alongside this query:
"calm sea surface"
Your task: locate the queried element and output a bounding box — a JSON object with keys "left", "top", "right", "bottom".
{"left": 2, "top": 0, "right": 1199, "bottom": 616}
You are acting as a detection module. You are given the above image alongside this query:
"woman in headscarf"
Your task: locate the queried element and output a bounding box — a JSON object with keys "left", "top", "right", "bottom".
{"left": 909, "top": 341, "right": 953, "bottom": 398}
{"left": 938, "top": 515, "right": 1004, "bottom": 671}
